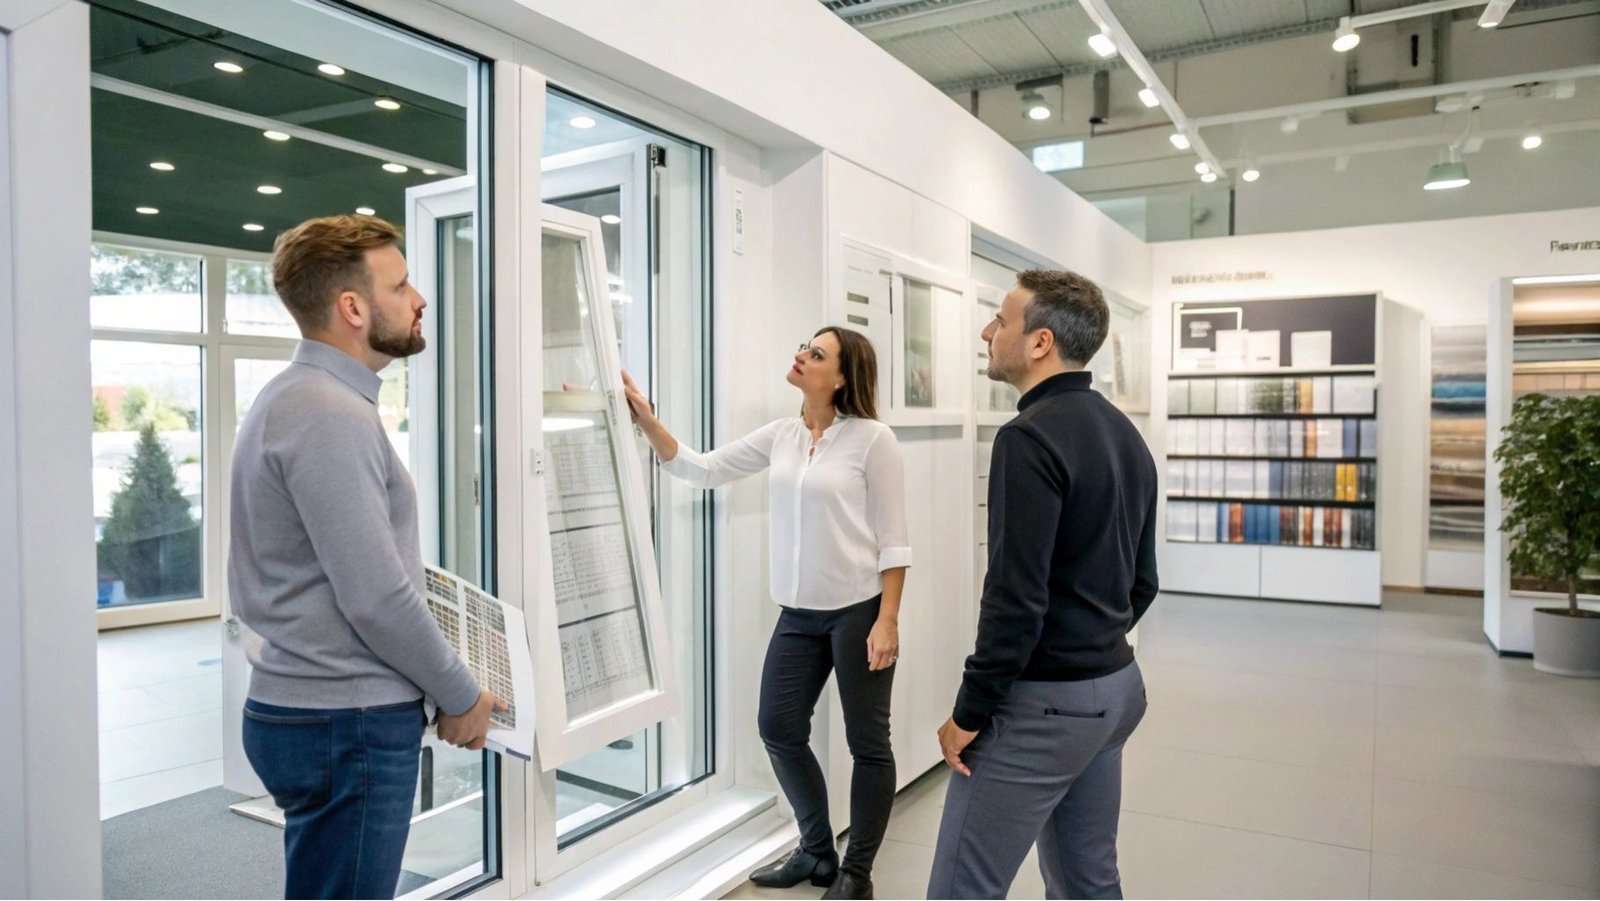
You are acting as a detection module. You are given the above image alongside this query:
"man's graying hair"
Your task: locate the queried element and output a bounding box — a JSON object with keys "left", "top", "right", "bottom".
{"left": 1017, "top": 268, "right": 1110, "bottom": 366}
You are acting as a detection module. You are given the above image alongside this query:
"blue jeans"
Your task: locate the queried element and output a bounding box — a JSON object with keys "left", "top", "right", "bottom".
{"left": 242, "top": 698, "right": 424, "bottom": 900}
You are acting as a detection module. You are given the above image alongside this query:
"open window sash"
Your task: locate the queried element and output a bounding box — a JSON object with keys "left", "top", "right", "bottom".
{"left": 530, "top": 204, "right": 677, "bottom": 770}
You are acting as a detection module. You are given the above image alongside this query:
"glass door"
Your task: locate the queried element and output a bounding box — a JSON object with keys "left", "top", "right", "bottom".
{"left": 217, "top": 347, "right": 294, "bottom": 802}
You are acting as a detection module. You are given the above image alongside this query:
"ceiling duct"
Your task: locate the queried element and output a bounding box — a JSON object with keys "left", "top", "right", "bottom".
{"left": 1091, "top": 69, "right": 1110, "bottom": 126}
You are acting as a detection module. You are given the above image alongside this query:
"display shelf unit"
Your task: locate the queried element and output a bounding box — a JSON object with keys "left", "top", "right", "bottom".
{"left": 1161, "top": 294, "right": 1383, "bottom": 607}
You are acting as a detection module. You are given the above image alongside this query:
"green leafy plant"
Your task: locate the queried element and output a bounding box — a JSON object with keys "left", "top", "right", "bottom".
{"left": 1494, "top": 392, "right": 1600, "bottom": 616}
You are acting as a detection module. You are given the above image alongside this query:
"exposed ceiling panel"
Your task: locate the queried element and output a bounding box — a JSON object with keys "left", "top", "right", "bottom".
{"left": 1199, "top": 0, "right": 1312, "bottom": 36}
{"left": 1014, "top": 5, "right": 1104, "bottom": 67}
{"left": 956, "top": 15, "right": 1063, "bottom": 71}
{"left": 882, "top": 30, "right": 1002, "bottom": 82}
{"left": 1104, "top": 0, "right": 1217, "bottom": 51}
{"left": 1307, "top": 0, "right": 1354, "bottom": 18}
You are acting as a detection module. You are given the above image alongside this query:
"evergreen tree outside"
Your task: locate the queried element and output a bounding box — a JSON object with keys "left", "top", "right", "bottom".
{"left": 98, "top": 423, "right": 201, "bottom": 602}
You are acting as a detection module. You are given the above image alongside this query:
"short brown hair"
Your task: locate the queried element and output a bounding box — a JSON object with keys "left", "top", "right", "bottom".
{"left": 271, "top": 215, "right": 403, "bottom": 330}
{"left": 1017, "top": 268, "right": 1109, "bottom": 365}
{"left": 814, "top": 326, "right": 879, "bottom": 420}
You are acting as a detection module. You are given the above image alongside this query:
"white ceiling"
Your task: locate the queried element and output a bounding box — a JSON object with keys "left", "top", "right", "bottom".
{"left": 828, "top": 0, "right": 1600, "bottom": 235}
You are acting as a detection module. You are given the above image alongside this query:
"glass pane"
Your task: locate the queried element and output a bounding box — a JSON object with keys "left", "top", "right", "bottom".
{"left": 225, "top": 260, "right": 298, "bottom": 338}
{"left": 91, "top": 245, "right": 202, "bottom": 333}
{"left": 544, "top": 90, "right": 713, "bottom": 848}
{"left": 88, "top": 0, "right": 493, "bottom": 894}
{"left": 904, "top": 279, "right": 936, "bottom": 408}
{"left": 541, "top": 230, "right": 656, "bottom": 723}
{"left": 92, "top": 341, "right": 203, "bottom": 607}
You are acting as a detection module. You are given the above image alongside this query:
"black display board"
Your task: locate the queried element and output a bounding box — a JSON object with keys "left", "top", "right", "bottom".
{"left": 1174, "top": 294, "right": 1377, "bottom": 368}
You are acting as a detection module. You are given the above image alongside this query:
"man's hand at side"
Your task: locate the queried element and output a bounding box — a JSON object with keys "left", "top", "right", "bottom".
{"left": 937, "top": 716, "right": 978, "bottom": 777}
{"left": 437, "top": 691, "right": 507, "bottom": 751}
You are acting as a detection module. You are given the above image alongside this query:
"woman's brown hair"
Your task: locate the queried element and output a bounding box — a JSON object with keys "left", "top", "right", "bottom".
{"left": 815, "top": 325, "right": 879, "bottom": 420}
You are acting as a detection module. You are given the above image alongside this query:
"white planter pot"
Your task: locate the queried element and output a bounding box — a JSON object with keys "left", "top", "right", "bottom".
{"left": 1532, "top": 608, "right": 1600, "bottom": 678}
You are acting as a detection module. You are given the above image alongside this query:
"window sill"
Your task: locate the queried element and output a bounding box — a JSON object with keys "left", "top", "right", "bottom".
{"left": 519, "top": 786, "right": 781, "bottom": 900}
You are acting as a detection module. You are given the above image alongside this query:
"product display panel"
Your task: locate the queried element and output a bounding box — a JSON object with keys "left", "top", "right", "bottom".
{"left": 1164, "top": 295, "right": 1383, "bottom": 606}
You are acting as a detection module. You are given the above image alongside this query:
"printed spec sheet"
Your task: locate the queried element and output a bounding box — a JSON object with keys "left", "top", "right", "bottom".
{"left": 544, "top": 424, "right": 655, "bottom": 720}
{"left": 423, "top": 565, "right": 536, "bottom": 759}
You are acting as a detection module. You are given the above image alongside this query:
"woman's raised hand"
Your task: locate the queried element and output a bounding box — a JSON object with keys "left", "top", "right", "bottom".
{"left": 620, "top": 369, "right": 654, "bottom": 425}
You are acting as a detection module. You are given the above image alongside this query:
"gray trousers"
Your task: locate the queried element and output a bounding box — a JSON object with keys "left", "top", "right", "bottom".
{"left": 927, "top": 661, "right": 1147, "bottom": 900}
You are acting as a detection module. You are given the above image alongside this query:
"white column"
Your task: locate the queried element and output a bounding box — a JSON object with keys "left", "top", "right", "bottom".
{"left": 0, "top": 2, "right": 101, "bottom": 897}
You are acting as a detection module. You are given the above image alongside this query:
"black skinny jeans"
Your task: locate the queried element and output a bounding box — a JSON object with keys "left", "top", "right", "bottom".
{"left": 758, "top": 595, "right": 896, "bottom": 878}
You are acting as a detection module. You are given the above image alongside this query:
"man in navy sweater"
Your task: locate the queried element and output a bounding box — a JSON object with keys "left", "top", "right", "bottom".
{"left": 928, "top": 269, "right": 1158, "bottom": 900}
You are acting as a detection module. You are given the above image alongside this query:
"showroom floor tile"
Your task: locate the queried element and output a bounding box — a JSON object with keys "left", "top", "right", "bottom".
{"left": 724, "top": 590, "right": 1600, "bottom": 899}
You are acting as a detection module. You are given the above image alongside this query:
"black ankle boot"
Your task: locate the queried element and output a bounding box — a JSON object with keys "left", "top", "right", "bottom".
{"left": 748, "top": 845, "right": 839, "bottom": 888}
{"left": 820, "top": 870, "right": 873, "bottom": 899}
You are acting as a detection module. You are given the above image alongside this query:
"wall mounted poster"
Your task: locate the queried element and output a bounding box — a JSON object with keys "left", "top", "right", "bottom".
{"left": 1173, "top": 295, "right": 1377, "bottom": 371}
{"left": 1428, "top": 324, "right": 1486, "bottom": 550}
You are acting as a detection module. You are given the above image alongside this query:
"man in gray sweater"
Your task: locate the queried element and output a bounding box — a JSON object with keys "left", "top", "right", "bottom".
{"left": 230, "top": 215, "right": 501, "bottom": 899}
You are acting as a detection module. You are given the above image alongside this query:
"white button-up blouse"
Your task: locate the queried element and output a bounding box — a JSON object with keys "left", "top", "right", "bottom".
{"left": 662, "top": 415, "right": 912, "bottom": 610}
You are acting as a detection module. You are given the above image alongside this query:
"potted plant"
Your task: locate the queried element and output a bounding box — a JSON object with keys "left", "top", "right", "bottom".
{"left": 1494, "top": 392, "right": 1600, "bottom": 677}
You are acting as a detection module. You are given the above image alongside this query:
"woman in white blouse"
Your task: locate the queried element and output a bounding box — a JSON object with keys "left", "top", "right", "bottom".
{"left": 621, "top": 326, "right": 910, "bottom": 901}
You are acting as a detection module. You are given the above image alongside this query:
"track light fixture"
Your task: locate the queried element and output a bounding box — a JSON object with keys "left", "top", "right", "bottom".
{"left": 1332, "top": 21, "right": 1360, "bottom": 52}
{"left": 1021, "top": 90, "right": 1050, "bottom": 120}
{"left": 1424, "top": 146, "right": 1470, "bottom": 190}
{"left": 1138, "top": 87, "right": 1160, "bottom": 108}
{"left": 1014, "top": 75, "right": 1062, "bottom": 123}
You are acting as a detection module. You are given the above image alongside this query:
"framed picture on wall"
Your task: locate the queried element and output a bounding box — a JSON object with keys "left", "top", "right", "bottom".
{"left": 1173, "top": 305, "right": 1242, "bottom": 371}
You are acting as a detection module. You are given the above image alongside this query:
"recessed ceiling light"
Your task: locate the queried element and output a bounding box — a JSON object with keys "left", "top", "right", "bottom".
{"left": 1169, "top": 132, "right": 1191, "bottom": 150}
{"left": 1242, "top": 167, "right": 1261, "bottom": 182}
{"left": 242, "top": 223, "right": 265, "bottom": 232}
{"left": 421, "top": 168, "right": 438, "bottom": 175}
{"left": 1087, "top": 32, "right": 1117, "bottom": 58}
{"left": 1332, "top": 23, "right": 1360, "bottom": 52}
{"left": 1194, "top": 162, "right": 1210, "bottom": 175}
{"left": 600, "top": 214, "right": 622, "bottom": 224}
{"left": 1138, "top": 88, "right": 1160, "bottom": 108}
{"left": 382, "top": 163, "right": 408, "bottom": 174}
{"left": 1200, "top": 171, "right": 1218, "bottom": 183}
{"left": 1522, "top": 133, "right": 1543, "bottom": 150}
{"left": 355, "top": 206, "right": 376, "bottom": 216}
{"left": 149, "top": 161, "right": 175, "bottom": 172}
{"left": 569, "top": 115, "right": 597, "bottom": 129}
{"left": 263, "top": 130, "right": 291, "bottom": 142}
{"left": 136, "top": 206, "right": 159, "bottom": 215}
{"left": 214, "top": 61, "right": 244, "bottom": 74}
{"left": 257, "top": 185, "right": 282, "bottom": 195}
{"left": 374, "top": 98, "right": 401, "bottom": 111}
{"left": 318, "top": 63, "right": 346, "bottom": 76}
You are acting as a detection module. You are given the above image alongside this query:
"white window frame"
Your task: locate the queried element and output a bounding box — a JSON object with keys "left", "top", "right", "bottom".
{"left": 527, "top": 204, "right": 679, "bottom": 771}
{"left": 90, "top": 231, "right": 297, "bottom": 631}
{"left": 838, "top": 237, "right": 968, "bottom": 427}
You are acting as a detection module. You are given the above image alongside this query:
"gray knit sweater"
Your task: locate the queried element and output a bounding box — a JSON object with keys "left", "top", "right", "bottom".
{"left": 228, "top": 340, "right": 480, "bottom": 716}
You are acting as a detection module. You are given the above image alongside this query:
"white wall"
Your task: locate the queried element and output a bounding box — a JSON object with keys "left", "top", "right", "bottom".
{"left": 1149, "top": 205, "right": 1600, "bottom": 632}
{"left": 447, "top": 0, "right": 1151, "bottom": 305}
{"left": 0, "top": 2, "right": 102, "bottom": 897}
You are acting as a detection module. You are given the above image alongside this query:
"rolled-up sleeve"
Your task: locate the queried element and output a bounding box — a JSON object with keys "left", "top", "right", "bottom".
{"left": 864, "top": 427, "right": 913, "bottom": 571}
{"left": 660, "top": 419, "right": 784, "bottom": 488}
